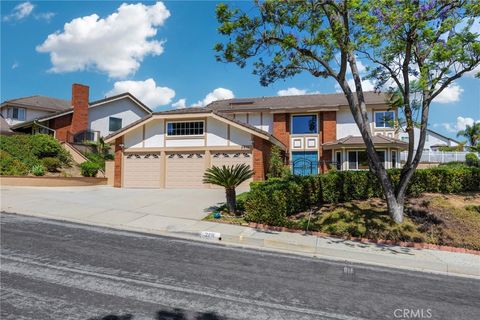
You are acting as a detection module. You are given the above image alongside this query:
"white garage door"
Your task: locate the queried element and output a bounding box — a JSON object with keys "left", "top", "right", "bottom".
{"left": 123, "top": 153, "right": 162, "bottom": 188}
{"left": 211, "top": 152, "right": 253, "bottom": 188}
{"left": 166, "top": 152, "right": 205, "bottom": 188}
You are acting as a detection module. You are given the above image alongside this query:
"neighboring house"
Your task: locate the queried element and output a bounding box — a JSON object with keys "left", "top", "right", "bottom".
{"left": 398, "top": 126, "right": 460, "bottom": 151}
{"left": 1, "top": 95, "right": 70, "bottom": 126}
{"left": 105, "top": 92, "right": 407, "bottom": 189}
{"left": 4, "top": 84, "right": 152, "bottom": 143}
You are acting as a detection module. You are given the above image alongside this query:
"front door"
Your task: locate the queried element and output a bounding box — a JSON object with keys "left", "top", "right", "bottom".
{"left": 292, "top": 151, "right": 318, "bottom": 176}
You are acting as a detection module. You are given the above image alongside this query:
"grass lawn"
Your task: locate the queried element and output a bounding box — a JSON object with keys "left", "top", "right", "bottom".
{"left": 204, "top": 192, "right": 480, "bottom": 250}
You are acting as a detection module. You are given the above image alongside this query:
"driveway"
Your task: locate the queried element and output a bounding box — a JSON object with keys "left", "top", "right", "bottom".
{"left": 0, "top": 186, "right": 229, "bottom": 221}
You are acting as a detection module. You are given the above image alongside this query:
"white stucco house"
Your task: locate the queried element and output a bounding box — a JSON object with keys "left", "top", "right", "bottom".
{"left": 398, "top": 126, "right": 460, "bottom": 151}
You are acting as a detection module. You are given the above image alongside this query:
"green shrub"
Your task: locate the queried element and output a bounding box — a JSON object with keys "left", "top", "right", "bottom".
{"left": 30, "top": 134, "right": 71, "bottom": 165}
{"left": 42, "top": 157, "right": 61, "bottom": 172}
{"left": 243, "top": 167, "right": 480, "bottom": 225}
{"left": 80, "top": 161, "right": 100, "bottom": 177}
{"left": 0, "top": 134, "right": 71, "bottom": 168}
{"left": 31, "top": 165, "right": 45, "bottom": 176}
{"left": 466, "top": 153, "right": 479, "bottom": 167}
{"left": 0, "top": 150, "right": 28, "bottom": 175}
{"left": 0, "top": 134, "right": 40, "bottom": 168}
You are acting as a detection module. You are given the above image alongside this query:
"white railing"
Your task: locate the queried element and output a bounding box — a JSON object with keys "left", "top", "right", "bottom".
{"left": 400, "top": 150, "right": 479, "bottom": 163}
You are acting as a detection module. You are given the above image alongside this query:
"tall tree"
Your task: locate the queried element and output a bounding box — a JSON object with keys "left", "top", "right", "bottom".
{"left": 214, "top": 0, "right": 480, "bottom": 223}
{"left": 457, "top": 123, "right": 480, "bottom": 149}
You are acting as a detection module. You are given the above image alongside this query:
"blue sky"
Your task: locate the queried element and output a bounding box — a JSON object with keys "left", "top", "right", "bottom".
{"left": 1, "top": 1, "right": 479, "bottom": 140}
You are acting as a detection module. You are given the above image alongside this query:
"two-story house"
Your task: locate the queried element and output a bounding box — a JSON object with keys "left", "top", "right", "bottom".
{"left": 2, "top": 84, "right": 152, "bottom": 143}
{"left": 105, "top": 92, "right": 407, "bottom": 189}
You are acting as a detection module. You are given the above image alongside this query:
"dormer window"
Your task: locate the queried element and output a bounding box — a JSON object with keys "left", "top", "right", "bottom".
{"left": 7, "top": 107, "right": 26, "bottom": 121}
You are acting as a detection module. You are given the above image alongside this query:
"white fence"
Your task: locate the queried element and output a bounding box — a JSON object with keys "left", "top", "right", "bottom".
{"left": 400, "top": 150, "right": 479, "bottom": 163}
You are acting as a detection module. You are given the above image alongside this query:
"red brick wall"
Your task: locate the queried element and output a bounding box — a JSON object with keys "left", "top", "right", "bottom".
{"left": 114, "top": 137, "right": 123, "bottom": 188}
{"left": 252, "top": 136, "right": 272, "bottom": 181}
{"left": 273, "top": 113, "right": 290, "bottom": 151}
{"left": 49, "top": 114, "right": 73, "bottom": 142}
{"left": 70, "top": 83, "right": 89, "bottom": 134}
{"left": 320, "top": 111, "right": 336, "bottom": 172}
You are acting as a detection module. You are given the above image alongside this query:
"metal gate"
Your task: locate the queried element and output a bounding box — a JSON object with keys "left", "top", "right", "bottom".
{"left": 291, "top": 151, "right": 318, "bottom": 176}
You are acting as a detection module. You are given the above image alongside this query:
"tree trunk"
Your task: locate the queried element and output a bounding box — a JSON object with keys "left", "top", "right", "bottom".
{"left": 225, "top": 188, "right": 237, "bottom": 215}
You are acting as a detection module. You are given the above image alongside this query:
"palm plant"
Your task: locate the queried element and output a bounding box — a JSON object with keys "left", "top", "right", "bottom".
{"left": 203, "top": 164, "right": 254, "bottom": 215}
{"left": 457, "top": 123, "right": 480, "bottom": 150}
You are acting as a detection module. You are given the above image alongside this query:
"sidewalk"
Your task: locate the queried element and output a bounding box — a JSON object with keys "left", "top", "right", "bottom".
{"left": 1, "top": 187, "right": 479, "bottom": 278}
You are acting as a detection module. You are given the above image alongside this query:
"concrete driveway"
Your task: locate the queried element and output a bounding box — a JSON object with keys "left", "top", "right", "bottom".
{"left": 0, "top": 186, "right": 228, "bottom": 221}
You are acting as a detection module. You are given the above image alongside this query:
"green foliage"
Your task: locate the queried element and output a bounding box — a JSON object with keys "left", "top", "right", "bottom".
{"left": 457, "top": 123, "right": 480, "bottom": 147}
{"left": 203, "top": 164, "right": 254, "bottom": 188}
{"left": 42, "top": 157, "right": 61, "bottom": 172}
{"left": 466, "top": 153, "right": 479, "bottom": 167}
{"left": 0, "top": 134, "right": 71, "bottom": 174}
{"left": 244, "top": 168, "right": 480, "bottom": 224}
{"left": 31, "top": 165, "right": 45, "bottom": 176}
{"left": 29, "top": 134, "right": 71, "bottom": 165}
{"left": 0, "top": 150, "right": 28, "bottom": 176}
{"left": 438, "top": 145, "right": 464, "bottom": 152}
{"left": 267, "top": 145, "right": 289, "bottom": 178}
{"left": 80, "top": 161, "right": 100, "bottom": 177}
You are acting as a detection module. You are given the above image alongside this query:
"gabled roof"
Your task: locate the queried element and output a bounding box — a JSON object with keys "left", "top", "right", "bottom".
{"left": 104, "top": 108, "right": 287, "bottom": 150}
{"left": 208, "top": 91, "right": 390, "bottom": 112}
{"left": 322, "top": 135, "right": 408, "bottom": 150}
{"left": 10, "top": 92, "right": 153, "bottom": 130}
{"left": 399, "top": 122, "right": 461, "bottom": 144}
{"left": 1, "top": 95, "right": 71, "bottom": 112}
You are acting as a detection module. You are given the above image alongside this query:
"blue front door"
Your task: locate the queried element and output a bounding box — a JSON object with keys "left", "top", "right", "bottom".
{"left": 292, "top": 151, "right": 318, "bottom": 176}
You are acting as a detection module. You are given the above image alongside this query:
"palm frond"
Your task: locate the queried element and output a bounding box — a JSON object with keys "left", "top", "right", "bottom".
{"left": 203, "top": 164, "right": 254, "bottom": 188}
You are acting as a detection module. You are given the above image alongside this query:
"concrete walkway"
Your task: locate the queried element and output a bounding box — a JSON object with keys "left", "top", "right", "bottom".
{"left": 1, "top": 186, "right": 479, "bottom": 278}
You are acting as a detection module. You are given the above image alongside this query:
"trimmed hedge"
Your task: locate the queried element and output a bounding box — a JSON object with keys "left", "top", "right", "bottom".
{"left": 244, "top": 167, "right": 480, "bottom": 225}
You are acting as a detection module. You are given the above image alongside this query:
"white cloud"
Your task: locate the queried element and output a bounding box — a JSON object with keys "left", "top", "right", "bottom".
{"left": 192, "top": 88, "right": 235, "bottom": 107}
{"left": 11, "top": 62, "right": 19, "bottom": 70}
{"left": 171, "top": 98, "right": 186, "bottom": 109}
{"left": 36, "top": 2, "right": 170, "bottom": 78}
{"left": 335, "top": 78, "right": 376, "bottom": 92}
{"left": 465, "top": 64, "right": 480, "bottom": 77}
{"left": 34, "top": 12, "right": 55, "bottom": 23}
{"left": 439, "top": 116, "right": 479, "bottom": 133}
{"left": 432, "top": 83, "right": 463, "bottom": 104}
{"left": 107, "top": 78, "right": 175, "bottom": 109}
{"left": 277, "top": 87, "right": 320, "bottom": 96}
{"left": 3, "top": 2, "right": 34, "bottom": 21}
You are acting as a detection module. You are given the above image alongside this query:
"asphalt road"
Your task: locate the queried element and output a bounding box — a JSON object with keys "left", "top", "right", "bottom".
{"left": 1, "top": 213, "right": 479, "bottom": 320}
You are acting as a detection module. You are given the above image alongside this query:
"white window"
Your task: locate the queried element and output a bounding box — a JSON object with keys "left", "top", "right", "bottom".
{"left": 374, "top": 111, "right": 395, "bottom": 128}
{"left": 7, "top": 107, "right": 26, "bottom": 121}
{"left": 348, "top": 150, "right": 385, "bottom": 170}
{"left": 166, "top": 121, "right": 204, "bottom": 136}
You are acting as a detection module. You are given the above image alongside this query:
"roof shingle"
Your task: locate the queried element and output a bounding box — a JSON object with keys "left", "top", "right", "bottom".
{"left": 208, "top": 91, "right": 389, "bottom": 112}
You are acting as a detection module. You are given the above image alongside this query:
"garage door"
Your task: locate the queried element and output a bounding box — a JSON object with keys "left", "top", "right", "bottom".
{"left": 166, "top": 152, "right": 205, "bottom": 188}
{"left": 123, "top": 153, "right": 161, "bottom": 188}
{"left": 211, "top": 152, "right": 253, "bottom": 188}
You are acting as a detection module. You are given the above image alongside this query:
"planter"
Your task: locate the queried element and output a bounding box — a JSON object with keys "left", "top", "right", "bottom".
{"left": 0, "top": 176, "right": 107, "bottom": 187}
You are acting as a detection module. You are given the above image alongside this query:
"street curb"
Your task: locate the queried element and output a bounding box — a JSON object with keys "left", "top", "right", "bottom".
{"left": 3, "top": 211, "right": 480, "bottom": 279}
{"left": 205, "top": 219, "right": 480, "bottom": 256}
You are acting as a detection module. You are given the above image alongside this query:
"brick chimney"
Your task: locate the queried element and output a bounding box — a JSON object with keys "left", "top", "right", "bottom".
{"left": 70, "top": 83, "right": 89, "bottom": 134}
